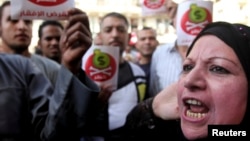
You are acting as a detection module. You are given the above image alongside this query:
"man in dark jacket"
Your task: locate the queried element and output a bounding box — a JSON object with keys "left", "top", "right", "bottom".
{"left": 0, "top": 2, "right": 100, "bottom": 141}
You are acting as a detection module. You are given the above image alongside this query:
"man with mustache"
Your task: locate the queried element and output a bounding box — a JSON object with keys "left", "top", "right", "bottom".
{"left": 83, "top": 12, "right": 147, "bottom": 141}
{"left": 37, "top": 20, "right": 64, "bottom": 64}
{"left": 0, "top": 1, "right": 60, "bottom": 86}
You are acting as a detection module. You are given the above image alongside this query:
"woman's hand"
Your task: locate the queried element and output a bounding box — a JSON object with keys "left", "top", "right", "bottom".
{"left": 152, "top": 82, "right": 179, "bottom": 120}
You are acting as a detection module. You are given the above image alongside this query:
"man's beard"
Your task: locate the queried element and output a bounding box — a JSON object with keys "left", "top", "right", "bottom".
{"left": 9, "top": 44, "right": 28, "bottom": 54}
{"left": 50, "top": 54, "right": 61, "bottom": 63}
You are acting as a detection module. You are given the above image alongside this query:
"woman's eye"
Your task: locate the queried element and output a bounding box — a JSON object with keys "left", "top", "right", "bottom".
{"left": 210, "top": 66, "right": 229, "bottom": 74}
{"left": 183, "top": 64, "right": 193, "bottom": 72}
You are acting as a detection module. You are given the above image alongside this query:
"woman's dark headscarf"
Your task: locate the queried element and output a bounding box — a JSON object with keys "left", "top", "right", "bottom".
{"left": 186, "top": 21, "right": 250, "bottom": 129}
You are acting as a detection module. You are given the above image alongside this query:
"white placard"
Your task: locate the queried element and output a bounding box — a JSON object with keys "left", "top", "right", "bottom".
{"left": 141, "top": 0, "right": 168, "bottom": 16}
{"left": 82, "top": 45, "right": 120, "bottom": 91}
{"left": 176, "top": 0, "right": 213, "bottom": 46}
{"left": 10, "top": 0, "right": 74, "bottom": 20}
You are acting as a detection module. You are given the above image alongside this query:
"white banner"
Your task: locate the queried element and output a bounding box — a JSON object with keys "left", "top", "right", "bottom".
{"left": 10, "top": 0, "right": 74, "bottom": 20}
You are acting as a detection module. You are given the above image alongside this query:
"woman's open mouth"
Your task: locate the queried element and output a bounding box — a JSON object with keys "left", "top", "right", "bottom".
{"left": 184, "top": 99, "right": 208, "bottom": 119}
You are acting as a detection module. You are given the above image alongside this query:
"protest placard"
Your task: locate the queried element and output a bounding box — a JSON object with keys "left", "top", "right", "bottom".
{"left": 141, "top": 0, "right": 168, "bottom": 16}
{"left": 82, "top": 45, "right": 120, "bottom": 91}
{"left": 11, "top": 0, "right": 74, "bottom": 20}
{"left": 176, "top": 0, "right": 213, "bottom": 46}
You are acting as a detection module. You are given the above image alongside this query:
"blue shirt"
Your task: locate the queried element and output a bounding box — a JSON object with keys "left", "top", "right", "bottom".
{"left": 149, "top": 42, "right": 183, "bottom": 96}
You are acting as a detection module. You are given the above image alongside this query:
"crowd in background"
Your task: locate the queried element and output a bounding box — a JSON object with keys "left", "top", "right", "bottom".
{"left": 0, "top": 0, "right": 249, "bottom": 141}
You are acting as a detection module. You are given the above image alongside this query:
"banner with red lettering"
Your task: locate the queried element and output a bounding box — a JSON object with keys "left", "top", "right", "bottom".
{"left": 10, "top": 0, "right": 74, "bottom": 20}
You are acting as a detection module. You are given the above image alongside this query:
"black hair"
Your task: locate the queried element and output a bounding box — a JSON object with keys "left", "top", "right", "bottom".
{"left": 0, "top": 0, "right": 10, "bottom": 24}
{"left": 100, "top": 12, "right": 129, "bottom": 27}
{"left": 187, "top": 21, "right": 250, "bottom": 130}
{"left": 136, "top": 26, "right": 157, "bottom": 38}
{"left": 38, "top": 20, "right": 64, "bottom": 38}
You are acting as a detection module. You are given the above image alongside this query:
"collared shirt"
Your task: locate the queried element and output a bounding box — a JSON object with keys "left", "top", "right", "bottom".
{"left": 149, "top": 42, "right": 183, "bottom": 96}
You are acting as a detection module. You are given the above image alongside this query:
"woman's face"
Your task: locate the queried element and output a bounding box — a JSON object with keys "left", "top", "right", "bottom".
{"left": 177, "top": 35, "right": 248, "bottom": 140}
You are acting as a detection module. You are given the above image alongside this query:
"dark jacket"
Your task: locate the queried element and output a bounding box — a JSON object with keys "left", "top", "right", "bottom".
{"left": 0, "top": 54, "right": 100, "bottom": 141}
{"left": 123, "top": 98, "right": 216, "bottom": 141}
{"left": 123, "top": 97, "right": 180, "bottom": 141}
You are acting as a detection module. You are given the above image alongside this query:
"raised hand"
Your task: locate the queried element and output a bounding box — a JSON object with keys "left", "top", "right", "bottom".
{"left": 60, "top": 8, "right": 92, "bottom": 74}
{"left": 152, "top": 82, "right": 179, "bottom": 120}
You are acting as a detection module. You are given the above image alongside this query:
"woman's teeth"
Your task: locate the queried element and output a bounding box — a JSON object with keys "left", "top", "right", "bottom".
{"left": 185, "top": 99, "right": 208, "bottom": 118}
